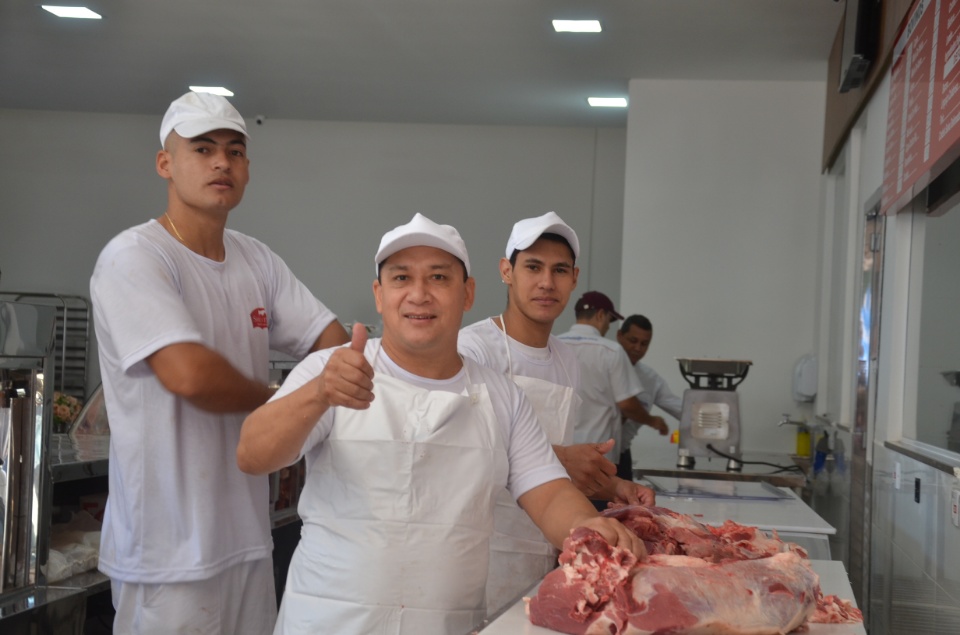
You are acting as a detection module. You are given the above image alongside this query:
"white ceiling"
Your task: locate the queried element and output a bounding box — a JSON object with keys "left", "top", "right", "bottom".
{"left": 0, "top": 1, "right": 845, "bottom": 127}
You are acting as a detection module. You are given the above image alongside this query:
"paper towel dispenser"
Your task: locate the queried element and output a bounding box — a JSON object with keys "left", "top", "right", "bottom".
{"left": 793, "top": 354, "right": 818, "bottom": 403}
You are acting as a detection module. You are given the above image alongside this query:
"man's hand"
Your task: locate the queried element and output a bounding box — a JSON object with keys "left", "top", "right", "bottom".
{"left": 618, "top": 397, "right": 668, "bottom": 437}
{"left": 317, "top": 322, "right": 374, "bottom": 410}
{"left": 648, "top": 415, "right": 669, "bottom": 435}
{"left": 576, "top": 516, "right": 647, "bottom": 560}
{"left": 610, "top": 478, "right": 656, "bottom": 506}
{"left": 554, "top": 440, "right": 617, "bottom": 498}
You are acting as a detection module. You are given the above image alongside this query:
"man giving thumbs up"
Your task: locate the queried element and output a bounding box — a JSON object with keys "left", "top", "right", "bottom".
{"left": 237, "top": 213, "right": 646, "bottom": 635}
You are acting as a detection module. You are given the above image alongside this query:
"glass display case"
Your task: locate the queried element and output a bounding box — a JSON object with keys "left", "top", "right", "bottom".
{"left": 0, "top": 299, "right": 91, "bottom": 632}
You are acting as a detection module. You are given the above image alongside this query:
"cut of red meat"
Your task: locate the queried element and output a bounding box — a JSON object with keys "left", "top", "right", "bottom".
{"left": 602, "top": 504, "right": 807, "bottom": 562}
{"left": 811, "top": 590, "right": 864, "bottom": 623}
{"left": 527, "top": 528, "right": 639, "bottom": 635}
{"left": 624, "top": 553, "right": 818, "bottom": 634}
{"left": 526, "top": 505, "right": 863, "bottom": 634}
{"left": 527, "top": 528, "right": 817, "bottom": 634}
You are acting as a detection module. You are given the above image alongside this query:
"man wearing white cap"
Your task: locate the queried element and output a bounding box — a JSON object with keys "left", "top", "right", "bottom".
{"left": 237, "top": 213, "right": 645, "bottom": 635}
{"left": 458, "top": 212, "right": 655, "bottom": 615}
{"left": 90, "top": 91, "right": 349, "bottom": 634}
{"left": 558, "top": 292, "right": 669, "bottom": 480}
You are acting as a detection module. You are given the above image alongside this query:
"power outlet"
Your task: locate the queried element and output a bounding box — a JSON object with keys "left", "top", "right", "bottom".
{"left": 894, "top": 462, "right": 901, "bottom": 489}
{"left": 952, "top": 489, "right": 960, "bottom": 528}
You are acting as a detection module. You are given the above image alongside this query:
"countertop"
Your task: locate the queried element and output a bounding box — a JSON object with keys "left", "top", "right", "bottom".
{"left": 473, "top": 559, "right": 864, "bottom": 634}
{"left": 48, "top": 433, "right": 109, "bottom": 482}
{"left": 633, "top": 450, "right": 808, "bottom": 489}
{"left": 647, "top": 476, "right": 835, "bottom": 535}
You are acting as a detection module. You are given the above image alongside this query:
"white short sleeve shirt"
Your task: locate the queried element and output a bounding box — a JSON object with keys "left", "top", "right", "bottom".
{"left": 557, "top": 324, "right": 642, "bottom": 460}
{"left": 91, "top": 220, "right": 337, "bottom": 583}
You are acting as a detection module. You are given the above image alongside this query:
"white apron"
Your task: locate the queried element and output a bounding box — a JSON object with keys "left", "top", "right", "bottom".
{"left": 275, "top": 344, "right": 507, "bottom": 635}
{"left": 485, "top": 317, "right": 581, "bottom": 615}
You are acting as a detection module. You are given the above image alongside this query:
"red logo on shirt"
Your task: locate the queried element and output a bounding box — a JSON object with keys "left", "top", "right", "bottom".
{"left": 250, "top": 307, "right": 268, "bottom": 329}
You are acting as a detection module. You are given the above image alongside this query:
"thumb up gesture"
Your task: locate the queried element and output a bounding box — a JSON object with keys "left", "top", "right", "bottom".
{"left": 319, "top": 322, "right": 375, "bottom": 410}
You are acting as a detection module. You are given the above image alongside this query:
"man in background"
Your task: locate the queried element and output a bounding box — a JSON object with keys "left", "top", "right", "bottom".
{"left": 616, "top": 314, "right": 683, "bottom": 480}
{"left": 90, "top": 91, "right": 349, "bottom": 634}
{"left": 458, "top": 212, "right": 654, "bottom": 614}
{"left": 558, "top": 292, "right": 668, "bottom": 498}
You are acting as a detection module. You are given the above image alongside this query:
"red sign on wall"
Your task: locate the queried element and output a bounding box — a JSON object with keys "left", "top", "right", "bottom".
{"left": 882, "top": 0, "right": 960, "bottom": 214}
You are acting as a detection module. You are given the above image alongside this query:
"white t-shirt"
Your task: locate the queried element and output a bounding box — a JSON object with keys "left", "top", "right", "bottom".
{"left": 457, "top": 316, "right": 580, "bottom": 390}
{"left": 557, "top": 324, "right": 642, "bottom": 461}
{"left": 622, "top": 360, "right": 685, "bottom": 448}
{"left": 91, "top": 219, "right": 337, "bottom": 583}
{"left": 275, "top": 339, "right": 568, "bottom": 504}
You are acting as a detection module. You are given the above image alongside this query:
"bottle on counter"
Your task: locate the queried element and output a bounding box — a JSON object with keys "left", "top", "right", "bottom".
{"left": 795, "top": 426, "right": 811, "bottom": 458}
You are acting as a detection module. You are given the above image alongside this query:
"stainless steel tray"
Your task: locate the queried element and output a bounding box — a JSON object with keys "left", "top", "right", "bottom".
{"left": 645, "top": 476, "right": 793, "bottom": 501}
{"left": 676, "top": 358, "right": 752, "bottom": 376}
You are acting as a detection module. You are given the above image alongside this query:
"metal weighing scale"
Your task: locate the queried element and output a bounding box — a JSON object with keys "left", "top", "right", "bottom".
{"left": 675, "top": 358, "right": 752, "bottom": 471}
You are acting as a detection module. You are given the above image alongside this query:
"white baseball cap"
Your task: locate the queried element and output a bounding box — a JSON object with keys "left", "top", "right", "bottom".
{"left": 375, "top": 213, "right": 471, "bottom": 276}
{"left": 505, "top": 211, "right": 580, "bottom": 260}
{"left": 159, "top": 91, "right": 248, "bottom": 147}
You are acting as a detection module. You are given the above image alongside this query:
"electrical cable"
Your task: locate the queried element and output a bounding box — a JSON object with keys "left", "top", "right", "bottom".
{"left": 705, "top": 443, "right": 805, "bottom": 473}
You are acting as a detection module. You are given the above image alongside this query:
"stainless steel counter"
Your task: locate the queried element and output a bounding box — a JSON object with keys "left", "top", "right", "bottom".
{"left": 648, "top": 476, "right": 835, "bottom": 559}
{"left": 633, "top": 450, "right": 808, "bottom": 490}
{"left": 49, "top": 433, "right": 109, "bottom": 482}
{"left": 0, "top": 433, "right": 110, "bottom": 631}
{"left": 0, "top": 571, "right": 110, "bottom": 631}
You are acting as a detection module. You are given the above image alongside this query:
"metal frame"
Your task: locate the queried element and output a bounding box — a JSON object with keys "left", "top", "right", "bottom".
{"left": 0, "top": 293, "right": 90, "bottom": 401}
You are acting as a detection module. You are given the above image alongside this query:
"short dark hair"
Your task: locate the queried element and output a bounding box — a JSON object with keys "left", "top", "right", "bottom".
{"left": 377, "top": 257, "right": 469, "bottom": 283}
{"left": 508, "top": 232, "right": 576, "bottom": 267}
{"left": 620, "top": 314, "right": 652, "bottom": 334}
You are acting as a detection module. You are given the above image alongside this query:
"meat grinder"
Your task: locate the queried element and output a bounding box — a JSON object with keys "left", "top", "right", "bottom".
{"left": 675, "top": 358, "right": 752, "bottom": 471}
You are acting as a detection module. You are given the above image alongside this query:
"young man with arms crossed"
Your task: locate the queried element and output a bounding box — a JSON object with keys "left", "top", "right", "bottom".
{"left": 90, "top": 92, "right": 349, "bottom": 634}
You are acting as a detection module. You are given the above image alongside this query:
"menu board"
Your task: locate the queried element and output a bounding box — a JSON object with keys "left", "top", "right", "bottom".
{"left": 882, "top": 0, "right": 960, "bottom": 214}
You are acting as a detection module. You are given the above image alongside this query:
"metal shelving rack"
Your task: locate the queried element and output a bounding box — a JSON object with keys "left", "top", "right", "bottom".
{"left": 0, "top": 292, "right": 90, "bottom": 400}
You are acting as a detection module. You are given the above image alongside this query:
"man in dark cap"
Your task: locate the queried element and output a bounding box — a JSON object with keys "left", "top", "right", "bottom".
{"left": 558, "top": 292, "right": 668, "bottom": 489}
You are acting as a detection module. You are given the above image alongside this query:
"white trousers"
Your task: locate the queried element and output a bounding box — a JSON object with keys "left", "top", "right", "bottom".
{"left": 111, "top": 558, "right": 277, "bottom": 635}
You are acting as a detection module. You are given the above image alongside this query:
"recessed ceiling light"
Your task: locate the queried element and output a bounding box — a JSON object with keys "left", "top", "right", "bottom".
{"left": 588, "top": 97, "right": 628, "bottom": 108}
{"left": 41, "top": 5, "right": 102, "bottom": 19}
{"left": 553, "top": 20, "right": 601, "bottom": 33}
{"left": 189, "top": 86, "right": 235, "bottom": 97}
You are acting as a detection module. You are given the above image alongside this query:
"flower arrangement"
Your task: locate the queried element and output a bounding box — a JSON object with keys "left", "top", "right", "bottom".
{"left": 53, "top": 391, "right": 83, "bottom": 433}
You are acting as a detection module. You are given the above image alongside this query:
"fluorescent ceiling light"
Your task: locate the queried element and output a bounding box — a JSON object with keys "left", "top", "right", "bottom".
{"left": 553, "top": 20, "right": 601, "bottom": 33}
{"left": 189, "top": 86, "right": 235, "bottom": 97}
{"left": 41, "top": 5, "right": 102, "bottom": 19}
{"left": 588, "top": 97, "right": 628, "bottom": 108}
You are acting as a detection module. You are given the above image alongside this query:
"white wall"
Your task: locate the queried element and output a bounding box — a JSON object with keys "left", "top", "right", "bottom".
{"left": 620, "top": 79, "right": 827, "bottom": 458}
{"left": 0, "top": 109, "right": 626, "bottom": 391}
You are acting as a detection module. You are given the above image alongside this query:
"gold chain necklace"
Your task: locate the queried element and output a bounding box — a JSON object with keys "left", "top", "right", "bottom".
{"left": 164, "top": 213, "right": 189, "bottom": 248}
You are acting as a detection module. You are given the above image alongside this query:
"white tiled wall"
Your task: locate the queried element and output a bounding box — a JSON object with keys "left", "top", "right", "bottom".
{"left": 870, "top": 444, "right": 960, "bottom": 634}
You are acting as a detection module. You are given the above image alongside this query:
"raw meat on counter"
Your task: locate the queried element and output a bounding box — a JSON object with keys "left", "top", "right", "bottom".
{"left": 601, "top": 504, "right": 807, "bottom": 562}
{"left": 812, "top": 592, "right": 863, "bottom": 624}
{"left": 526, "top": 505, "right": 863, "bottom": 635}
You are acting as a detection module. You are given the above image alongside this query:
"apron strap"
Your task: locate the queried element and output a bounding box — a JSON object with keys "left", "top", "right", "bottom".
{"left": 498, "top": 313, "right": 572, "bottom": 386}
